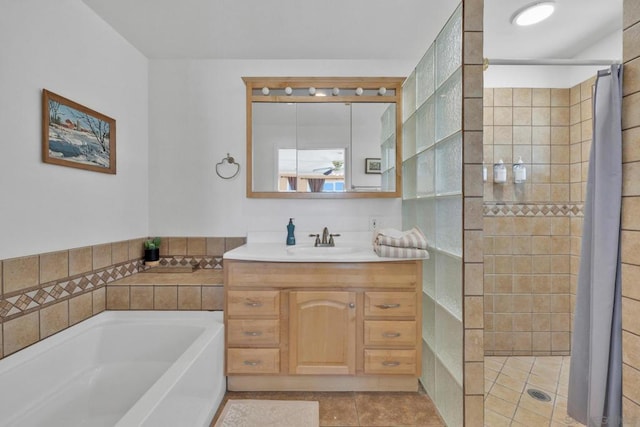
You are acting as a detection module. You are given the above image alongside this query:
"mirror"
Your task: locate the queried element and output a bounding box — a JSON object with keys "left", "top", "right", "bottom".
{"left": 243, "top": 77, "right": 403, "bottom": 198}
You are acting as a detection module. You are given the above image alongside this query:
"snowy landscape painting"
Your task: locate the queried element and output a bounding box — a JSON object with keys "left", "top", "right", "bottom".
{"left": 42, "top": 89, "right": 116, "bottom": 174}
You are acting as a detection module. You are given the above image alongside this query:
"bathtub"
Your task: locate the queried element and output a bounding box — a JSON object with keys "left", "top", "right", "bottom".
{"left": 0, "top": 311, "right": 225, "bottom": 427}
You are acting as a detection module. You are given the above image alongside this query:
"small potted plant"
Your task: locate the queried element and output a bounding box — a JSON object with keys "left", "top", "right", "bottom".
{"left": 144, "top": 237, "right": 161, "bottom": 263}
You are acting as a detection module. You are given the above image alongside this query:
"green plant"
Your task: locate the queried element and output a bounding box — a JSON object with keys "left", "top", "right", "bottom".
{"left": 144, "top": 237, "right": 161, "bottom": 250}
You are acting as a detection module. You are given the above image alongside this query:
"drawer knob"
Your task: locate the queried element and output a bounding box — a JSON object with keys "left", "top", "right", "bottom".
{"left": 382, "top": 361, "right": 401, "bottom": 367}
{"left": 382, "top": 332, "right": 401, "bottom": 338}
{"left": 245, "top": 300, "right": 263, "bottom": 307}
{"left": 244, "top": 331, "right": 263, "bottom": 336}
{"left": 243, "top": 360, "right": 262, "bottom": 366}
{"left": 349, "top": 303, "right": 355, "bottom": 309}
{"left": 376, "top": 303, "right": 400, "bottom": 309}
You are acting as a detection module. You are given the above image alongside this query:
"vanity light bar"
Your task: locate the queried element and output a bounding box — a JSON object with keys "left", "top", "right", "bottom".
{"left": 252, "top": 87, "right": 395, "bottom": 97}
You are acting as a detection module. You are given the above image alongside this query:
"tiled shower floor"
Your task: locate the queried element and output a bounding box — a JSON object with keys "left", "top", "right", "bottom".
{"left": 485, "top": 356, "right": 585, "bottom": 426}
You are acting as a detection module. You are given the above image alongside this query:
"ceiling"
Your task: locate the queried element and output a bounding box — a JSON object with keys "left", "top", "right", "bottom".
{"left": 484, "top": 0, "right": 621, "bottom": 59}
{"left": 83, "top": 0, "right": 622, "bottom": 62}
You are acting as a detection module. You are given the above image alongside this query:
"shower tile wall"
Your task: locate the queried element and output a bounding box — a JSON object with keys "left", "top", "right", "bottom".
{"left": 568, "top": 77, "right": 595, "bottom": 332}
{"left": 622, "top": 0, "right": 640, "bottom": 419}
{"left": 483, "top": 87, "right": 585, "bottom": 356}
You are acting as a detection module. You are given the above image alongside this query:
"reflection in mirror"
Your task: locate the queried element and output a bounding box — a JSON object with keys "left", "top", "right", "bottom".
{"left": 244, "top": 77, "right": 403, "bottom": 198}
{"left": 252, "top": 102, "right": 396, "bottom": 193}
{"left": 255, "top": 103, "right": 350, "bottom": 193}
{"left": 278, "top": 149, "right": 346, "bottom": 192}
{"left": 352, "top": 103, "right": 396, "bottom": 192}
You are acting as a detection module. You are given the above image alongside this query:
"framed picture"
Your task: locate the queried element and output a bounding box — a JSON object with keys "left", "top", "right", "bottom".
{"left": 42, "top": 89, "right": 116, "bottom": 174}
{"left": 365, "top": 157, "right": 382, "bottom": 174}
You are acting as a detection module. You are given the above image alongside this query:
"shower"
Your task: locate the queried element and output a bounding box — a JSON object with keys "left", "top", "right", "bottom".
{"left": 481, "top": 57, "right": 622, "bottom": 426}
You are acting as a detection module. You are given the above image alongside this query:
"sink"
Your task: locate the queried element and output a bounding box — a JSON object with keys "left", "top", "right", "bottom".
{"left": 286, "top": 246, "right": 360, "bottom": 256}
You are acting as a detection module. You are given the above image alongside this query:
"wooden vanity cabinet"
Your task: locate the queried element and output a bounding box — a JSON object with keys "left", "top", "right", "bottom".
{"left": 289, "top": 291, "right": 357, "bottom": 375}
{"left": 224, "top": 260, "right": 422, "bottom": 391}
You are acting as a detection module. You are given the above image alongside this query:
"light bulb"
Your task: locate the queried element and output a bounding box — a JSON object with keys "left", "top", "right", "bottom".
{"left": 355, "top": 87, "right": 363, "bottom": 96}
{"left": 284, "top": 87, "right": 292, "bottom": 95}
{"left": 378, "top": 87, "right": 387, "bottom": 95}
{"left": 309, "top": 87, "right": 316, "bottom": 96}
{"left": 332, "top": 87, "right": 340, "bottom": 96}
{"left": 511, "top": 2, "right": 555, "bottom": 26}
{"left": 261, "top": 87, "right": 270, "bottom": 95}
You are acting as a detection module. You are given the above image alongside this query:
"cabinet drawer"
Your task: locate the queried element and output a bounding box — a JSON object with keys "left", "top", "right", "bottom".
{"left": 364, "top": 321, "right": 416, "bottom": 347}
{"left": 364, "top": 292, "right": 416, "bottom": 317}
{"left": 228, "top": 319, "right": 280, "bottom": 346}
{"left": 227, "top": 290, "right": 280, "bottom": 317}
{"left": 227, "top": 348, "right": 280, "bottom": 374}
{"left": 364, "top": 349, "right": 416, "bottom": 375}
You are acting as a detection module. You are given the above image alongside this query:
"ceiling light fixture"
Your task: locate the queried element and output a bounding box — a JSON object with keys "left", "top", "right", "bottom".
{"left": 511, "top": 1, "right": 555, "bottom": 26}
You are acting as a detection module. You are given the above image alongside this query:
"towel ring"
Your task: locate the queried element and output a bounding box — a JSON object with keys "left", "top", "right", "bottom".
{"left": 215, "top": 153, "right": 240, "bottom": 179}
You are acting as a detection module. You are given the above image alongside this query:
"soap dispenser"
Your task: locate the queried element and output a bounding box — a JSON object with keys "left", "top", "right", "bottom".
{"left": 286, "top": 218, "right": 296, "bottom": 246}
{"left": 493, "top": 159, "right": 507, "bottom": 184}
{"left": 513, "top": 156, "right": 527, "bottom": 184}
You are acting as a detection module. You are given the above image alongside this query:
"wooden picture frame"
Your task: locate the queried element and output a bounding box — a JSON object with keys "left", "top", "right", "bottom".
{"left": 365, "top": 158, "right": 382, "bottom": 174}
{"left": 42, "top": 89, "right": 116, "bottom": 174}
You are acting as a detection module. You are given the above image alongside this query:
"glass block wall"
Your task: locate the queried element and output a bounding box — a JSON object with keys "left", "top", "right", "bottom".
{"left": 402, "top": 5, "right": 464, "bottom": 426}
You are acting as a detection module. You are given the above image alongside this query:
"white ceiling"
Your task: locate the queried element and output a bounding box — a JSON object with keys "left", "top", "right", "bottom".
{"left": 83, "top": 0, "right": 622, "bottom": 62}
{"left": 484, "top": 0, "right": 621, "bottom": 60}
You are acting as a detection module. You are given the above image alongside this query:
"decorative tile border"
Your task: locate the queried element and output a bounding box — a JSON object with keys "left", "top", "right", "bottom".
{"left": 483, "top": 203, "right": 584, "bottom": 217}
{"left": 157, "top": 256, "right": 223, "bottom": 269}
{"left": 0, "top": 260, "right": 142, "bottom": 321}
{"left": 0, "top": 256, "right": 225, "bottom": 321}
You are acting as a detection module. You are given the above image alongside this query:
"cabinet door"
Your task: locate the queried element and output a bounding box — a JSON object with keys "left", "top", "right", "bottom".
{"left": 289, "top": 291, "right": 356, "bottom": 375}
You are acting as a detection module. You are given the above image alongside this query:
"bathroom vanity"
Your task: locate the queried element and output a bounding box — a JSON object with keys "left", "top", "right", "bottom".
{"left": 223, "top": 243, "right": 423, "bottom": 391}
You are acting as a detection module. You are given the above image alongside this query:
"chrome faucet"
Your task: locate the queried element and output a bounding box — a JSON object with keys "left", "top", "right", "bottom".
{"left": 309, "top": 227, "right": 340, "bottom": 247}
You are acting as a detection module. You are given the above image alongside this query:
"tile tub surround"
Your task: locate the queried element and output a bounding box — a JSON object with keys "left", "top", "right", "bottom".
{"left": 106, "top": 269, "right": 224, "bottom": 311}
{"left": 0, "top": 236, "right": 245, "bottom": 359}
{"left": 0, "top": 238, "right": 146, "bottom": 358}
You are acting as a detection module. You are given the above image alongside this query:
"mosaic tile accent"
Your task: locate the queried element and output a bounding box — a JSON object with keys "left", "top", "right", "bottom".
{"left": 0, "top": 260, "right": 142, "bottom": 321}
{"left": 158, "top": 256, "right": 223, "bottom": 269}
{"left": 483, "top": 203, "right": 583, "bottom": 217}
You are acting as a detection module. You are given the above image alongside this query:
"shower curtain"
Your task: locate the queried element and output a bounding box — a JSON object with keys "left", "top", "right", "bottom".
{"left": 568, "top": 64, "right": 623, "bottom": 426}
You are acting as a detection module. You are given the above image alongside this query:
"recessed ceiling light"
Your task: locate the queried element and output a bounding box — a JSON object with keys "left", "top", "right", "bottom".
{"left": 511, "top": 1, "right": 555, "bottom": 26}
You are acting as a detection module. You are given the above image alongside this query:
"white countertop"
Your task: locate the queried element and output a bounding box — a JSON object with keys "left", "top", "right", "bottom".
{"left": 223, "top": 242, "right": 383, "bottom": 262}
{"left": 223, "top": 232, "right": 424, "bottom": 263}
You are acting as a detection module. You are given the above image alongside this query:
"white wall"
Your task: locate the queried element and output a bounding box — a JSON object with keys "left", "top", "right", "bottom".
{"left": 149, "top": 59, "right": 413, "bottom": 237}
{"left": 484, "top": 29, "right": 622, "bottom": 88}
{"left": 0, "top": 0, "right": 149, "bottom": 260}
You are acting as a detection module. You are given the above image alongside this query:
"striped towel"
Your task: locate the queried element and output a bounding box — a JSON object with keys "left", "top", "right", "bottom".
{"left": 374, "top": 243, "right": 429, "bottom": 259}
{"left": 374, "top": 227, "right": 428, "bottom": 250}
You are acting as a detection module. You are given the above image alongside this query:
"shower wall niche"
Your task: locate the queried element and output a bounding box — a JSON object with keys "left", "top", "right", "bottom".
{"left": 483, "top": 79, "right": 594, "bottom": 356}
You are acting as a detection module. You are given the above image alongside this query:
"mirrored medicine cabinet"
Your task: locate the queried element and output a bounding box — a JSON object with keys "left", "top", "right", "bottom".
{"left": 243, "top": 77, "right": 403, "bottom": 198}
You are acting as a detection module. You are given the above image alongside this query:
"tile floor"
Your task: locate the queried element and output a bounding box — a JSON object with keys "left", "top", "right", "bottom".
{"left": 484, "top": 356, "right": 585, "bottom": 427}
{"left": 211, "top": 388, "right": 445, "bottom": 426}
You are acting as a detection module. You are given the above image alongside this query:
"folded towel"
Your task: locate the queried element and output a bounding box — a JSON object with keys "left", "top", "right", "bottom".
{"left": 374, "top": 243, "right": 430, "bottom": 259}
{"left": 373, "top": 227, "right": 428, "bottom": 250}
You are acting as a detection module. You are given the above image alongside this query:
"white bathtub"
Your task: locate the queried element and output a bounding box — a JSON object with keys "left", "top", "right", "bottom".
{"left": 0, "top": 311, "right": 225, "bottom": 427}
